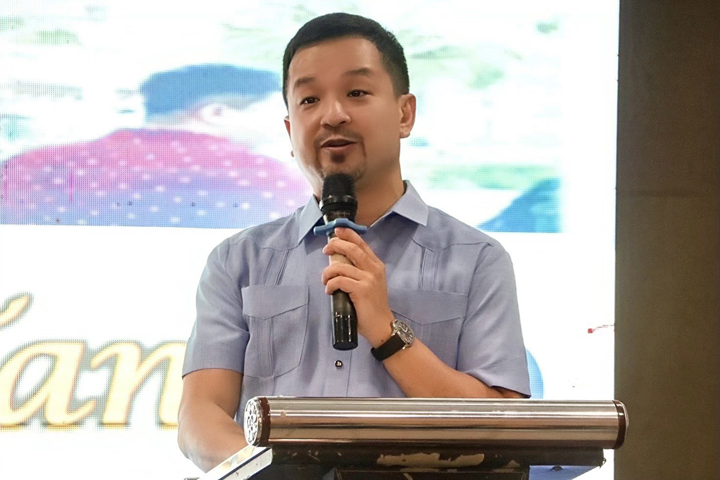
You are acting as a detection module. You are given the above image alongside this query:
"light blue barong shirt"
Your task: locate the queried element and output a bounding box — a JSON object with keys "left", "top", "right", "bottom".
{"left": 183, "top": 182, "right": 530, "bottom": 422}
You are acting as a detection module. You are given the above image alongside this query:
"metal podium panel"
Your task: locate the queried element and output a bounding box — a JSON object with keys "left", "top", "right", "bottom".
{"left": 194, "top": 398, "right": 624, "bottom": 480}
{"left": 198, "top": 444, "right": 604, "bottom": 480}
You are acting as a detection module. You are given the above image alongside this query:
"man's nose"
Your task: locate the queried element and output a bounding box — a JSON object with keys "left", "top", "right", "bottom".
{"left": 320, "top": 99, "right": 351, "bottom": 128}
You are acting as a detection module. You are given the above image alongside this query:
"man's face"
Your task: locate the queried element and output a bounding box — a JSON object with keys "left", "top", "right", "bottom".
{"left": 284, "top": 36, "right": 415, "bottom": 196}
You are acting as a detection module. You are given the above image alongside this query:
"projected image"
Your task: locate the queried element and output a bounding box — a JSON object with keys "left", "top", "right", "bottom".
{"left": 1, "top": 2, "right": 563, "bottom": 232}
{"left": 1, "top": 65, "right": 310, "bottom": 227}
{"left": 0, "top": 1, "right": 617, "bottom": 480}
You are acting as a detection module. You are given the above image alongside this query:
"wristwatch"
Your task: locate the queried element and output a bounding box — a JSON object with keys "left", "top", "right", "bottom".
{"left": 371, "top": 319, "right": 415, "bottom": 361}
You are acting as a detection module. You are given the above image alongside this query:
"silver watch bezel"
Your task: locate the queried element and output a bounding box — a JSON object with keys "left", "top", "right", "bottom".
{"left": 393, "top": 319, "right": 415, "bottom": 347}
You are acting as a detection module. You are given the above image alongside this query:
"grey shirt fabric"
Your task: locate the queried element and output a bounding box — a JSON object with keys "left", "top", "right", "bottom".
{"left": 183, "top": 182, "right": 530, "bottom": 422}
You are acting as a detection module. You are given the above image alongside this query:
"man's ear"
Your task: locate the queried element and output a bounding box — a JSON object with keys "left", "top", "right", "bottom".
{"left": 284, "top": 116, "right": 294, "bottom": 157}
{"left": 398, "top": 94, "right": 417, "bottom": 139}
{"left": 284, "top": 115, "right": 291, "bottom": 138}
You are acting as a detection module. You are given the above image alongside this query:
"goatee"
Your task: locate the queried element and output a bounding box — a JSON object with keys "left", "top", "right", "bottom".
{"left": 320, "top": 155, "right": 364, "bottom": 184}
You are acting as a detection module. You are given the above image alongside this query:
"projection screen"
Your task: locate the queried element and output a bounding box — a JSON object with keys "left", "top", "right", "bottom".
{"left": 0, "top": 1, "right": 619, "bottom": 479}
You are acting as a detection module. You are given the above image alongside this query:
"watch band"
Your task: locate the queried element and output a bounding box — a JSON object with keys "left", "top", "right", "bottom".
{"left": 371, "top": 320, "right": 414, "bottom": 361}
{"left": 371, "top": 333, "right": 407, "bottom": 361}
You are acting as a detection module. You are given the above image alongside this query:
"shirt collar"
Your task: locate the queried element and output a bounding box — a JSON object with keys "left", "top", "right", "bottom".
{"left": 296, "top": 180, "right": 429, "bottom": 244}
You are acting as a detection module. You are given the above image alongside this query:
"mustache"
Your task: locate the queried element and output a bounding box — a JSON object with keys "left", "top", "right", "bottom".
{"left": 314, "top": 130, "right": 362, "bottom": 149}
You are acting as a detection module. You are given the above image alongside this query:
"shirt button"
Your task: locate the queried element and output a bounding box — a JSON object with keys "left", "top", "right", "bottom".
{"left": 335, "top": 360, "right": 343, "bottom": 368}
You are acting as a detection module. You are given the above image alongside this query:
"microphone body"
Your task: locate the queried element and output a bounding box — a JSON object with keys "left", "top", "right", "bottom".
{"left": 319, "top": 174, "right": 360, "bottom": 351}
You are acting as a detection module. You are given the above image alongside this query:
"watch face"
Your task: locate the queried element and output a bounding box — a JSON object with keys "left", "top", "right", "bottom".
{"left": 394, "top": 320, "right": 415, "bottom": 345}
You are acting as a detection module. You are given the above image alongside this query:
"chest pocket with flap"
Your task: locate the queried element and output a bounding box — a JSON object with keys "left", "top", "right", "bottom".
{"left": 388, "top": 288, "right": 468, "bottom": 368}
{"left": 241, "top": 285, "right": 309, "bottom": 378}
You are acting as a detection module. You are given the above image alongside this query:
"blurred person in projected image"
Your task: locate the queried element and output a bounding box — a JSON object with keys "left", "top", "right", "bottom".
{"left": 179, "top": 13, "right": 531, "bottom": 473}
{"left": 0, "top": 64, "right": 310, "bottom": 228}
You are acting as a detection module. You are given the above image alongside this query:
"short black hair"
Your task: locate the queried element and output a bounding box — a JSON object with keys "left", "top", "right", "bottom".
{"left": 282, "top": 13, "right": 409, "bottom": 106}
{"left": 140, "top": 64, "right": 279, "bottom": 118}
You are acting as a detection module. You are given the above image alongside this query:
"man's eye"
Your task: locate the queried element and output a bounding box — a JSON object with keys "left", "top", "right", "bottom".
{"left": 300, "top": 97, "right": 318, "bottom": 105}
{"left": 348, "top": 90, "right": 367, "bottom": 97}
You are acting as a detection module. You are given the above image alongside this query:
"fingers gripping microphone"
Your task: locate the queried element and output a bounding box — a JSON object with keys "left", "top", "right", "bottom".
{"left": 314, "top": 174, "right": 367, "bottom": 350}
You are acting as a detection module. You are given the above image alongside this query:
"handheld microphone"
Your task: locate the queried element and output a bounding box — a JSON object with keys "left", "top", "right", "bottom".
{"left": 319, "top": 173, "right": 359, "bottom": 350}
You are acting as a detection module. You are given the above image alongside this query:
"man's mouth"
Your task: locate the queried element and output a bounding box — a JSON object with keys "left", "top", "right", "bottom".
{"left": 321, "top": 138, "right": 356, "bottom": 149}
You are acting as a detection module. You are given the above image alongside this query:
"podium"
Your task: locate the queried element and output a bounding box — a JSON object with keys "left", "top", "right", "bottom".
{"left": 198, "top": 398, "right": 627, "bottom": 480}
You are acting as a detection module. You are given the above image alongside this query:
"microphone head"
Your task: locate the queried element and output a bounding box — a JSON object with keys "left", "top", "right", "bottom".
{"left": 320, "top": 173, "right": 357, "bottom": 220}
{"left": 321, "top": 173, "right": 355, "bottom": 199}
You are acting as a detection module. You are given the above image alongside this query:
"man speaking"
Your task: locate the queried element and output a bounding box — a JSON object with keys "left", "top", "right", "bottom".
{"left": 178, "top": 12, "right": 531, "bottom": 472}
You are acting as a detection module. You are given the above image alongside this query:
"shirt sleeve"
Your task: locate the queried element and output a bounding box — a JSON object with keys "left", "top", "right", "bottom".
{"left": 182, "top": 238, "right": 250, "bottom": 376}
{"left": 457, "top": 243, "right": 531, "bottom": 397}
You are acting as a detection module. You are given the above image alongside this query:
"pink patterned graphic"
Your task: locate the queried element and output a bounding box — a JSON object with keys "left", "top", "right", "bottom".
{"left": 1, "top": 129, "right": 311, "bottom": 228}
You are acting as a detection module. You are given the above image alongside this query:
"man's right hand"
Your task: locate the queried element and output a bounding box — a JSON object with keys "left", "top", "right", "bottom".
{"left": 178, "top": 369, "right": 247, "bottom": 472}
{"left": 321, "top": 226, "right": 395, "bottom": 346}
